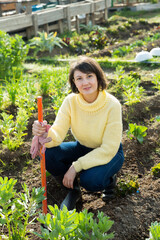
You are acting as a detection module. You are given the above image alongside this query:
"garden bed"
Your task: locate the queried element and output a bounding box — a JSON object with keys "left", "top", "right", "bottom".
{"left": 0, "top": 9, "right": 160, "bottom": 240}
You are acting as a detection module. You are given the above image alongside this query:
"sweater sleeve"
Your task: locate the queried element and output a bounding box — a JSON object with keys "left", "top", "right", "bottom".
{"left": 45, "top": 97, "right": 71, "bottom": 148}
{"left": 73, "top": 101, "right": 122, "bottom": 172}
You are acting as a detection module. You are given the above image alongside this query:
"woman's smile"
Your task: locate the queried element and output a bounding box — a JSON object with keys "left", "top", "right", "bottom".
{"left": 74, "top": 70, "right": 98, "bottom": 103}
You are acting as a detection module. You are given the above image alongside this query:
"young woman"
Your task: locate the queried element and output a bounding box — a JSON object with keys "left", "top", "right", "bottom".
{"left": 32, "top": 56, "right": 124, "bottom": 210}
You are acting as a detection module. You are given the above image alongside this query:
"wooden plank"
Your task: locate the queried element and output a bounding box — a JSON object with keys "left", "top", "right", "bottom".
{"left": 32, "top": 13, "right": 38, "bottom": 36}
{"left": 66, "top": 6, "right": 71, "bottom": 31}
{"left": 0, "top": 14, "right": 32, "bottom": 32}
{"left": 36, "top": 7, "right": 64, "bottom": 25}
{"left": 75, "top": 15, "right": 80, "bottom": 33}
{"left": 1, "top": 2, "right": 16, "bottom": 11}
{"left": 44, "top": 23, "right": 49, "bottom": 34}
{"left": 58, "top": 19, "right": 63, "bottom": 33}
{"left": 48, "top": 22, "right": 59, "bottom": 31}
{"left": 0, "top": 0, "right": 109, "bottom": 36}
{"left": 69, "top": 2, "right": 91, "bottom": 16}
{"left": 86, "top": 13, "right": 90, "bottom": 25}
{"left": 94, "top": 0, "right": 105, "bottom": 11}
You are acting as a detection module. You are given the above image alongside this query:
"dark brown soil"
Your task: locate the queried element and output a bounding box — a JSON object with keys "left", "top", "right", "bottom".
{"left": 0, "top": 16, "right": 160, "bottom": 240}
{"left": 0, "top": 89, "right": 160, "bottom": 239}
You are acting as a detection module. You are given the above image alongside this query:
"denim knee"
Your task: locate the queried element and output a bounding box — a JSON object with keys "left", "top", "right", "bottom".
{"left": 45, "top": 148, "right": 68, "bottom": 176}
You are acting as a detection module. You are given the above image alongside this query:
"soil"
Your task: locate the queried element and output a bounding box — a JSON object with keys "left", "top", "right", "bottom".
{"left": 0, "top": 84, "right": 160, "bottom": 240}
{"left": 0, "top": 15, "right": 160, "bottom": 240}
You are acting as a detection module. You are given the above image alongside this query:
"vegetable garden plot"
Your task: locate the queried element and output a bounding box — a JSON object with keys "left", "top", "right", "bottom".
{"left": 0, "top": 10, "right": 160, "bottom": 240}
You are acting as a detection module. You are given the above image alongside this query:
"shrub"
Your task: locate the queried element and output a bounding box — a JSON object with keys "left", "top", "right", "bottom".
{"left": 0, "top": 30, "right": 28, "bottom": 80}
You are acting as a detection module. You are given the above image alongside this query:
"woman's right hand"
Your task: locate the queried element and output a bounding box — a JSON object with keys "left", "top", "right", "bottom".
{"left": 32, "top": 120, "right": 47, "bottom": 137}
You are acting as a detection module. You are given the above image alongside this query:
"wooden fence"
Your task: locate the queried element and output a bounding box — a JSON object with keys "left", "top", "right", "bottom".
{"left": 0, "top": 0, "right": 111, "bottom": 38}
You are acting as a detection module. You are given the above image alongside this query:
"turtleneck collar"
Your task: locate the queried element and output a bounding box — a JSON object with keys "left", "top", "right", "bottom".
{"left": 76, "top": 90, "right": 107, "bottom": 112}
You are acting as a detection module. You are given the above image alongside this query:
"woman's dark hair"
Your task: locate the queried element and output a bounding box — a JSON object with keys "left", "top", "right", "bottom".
{"left": 69, "top": 56, "right": 108, "bottom": 93}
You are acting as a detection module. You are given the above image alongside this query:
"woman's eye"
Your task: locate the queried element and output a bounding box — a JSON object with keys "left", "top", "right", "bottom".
{"left": 88, "top": 74, "right": 92, "bottom": 78}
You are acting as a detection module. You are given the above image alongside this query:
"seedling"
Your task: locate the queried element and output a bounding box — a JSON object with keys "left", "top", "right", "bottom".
{"left": 0, "top": 177, "right": 45, "bottom": 239}
{"left": 146, "top": 221, "right": 160, "bottom": 240}
{"left": 155, "top": 116, "right": 160, "bottom": 122}
{"left": 151, "top": 163, "right": 160, "bottom": 178}
{"left": 0, "top": 108, "right": 29, "bottom": 150}
{"left": 127, "top": 123, "right": 148, "bottom": 144}
{"left": 0, "top": 30, "right": 28, "bottom": 80}
{"left": 34, "top": 204, "right": 115, "bottom": 239}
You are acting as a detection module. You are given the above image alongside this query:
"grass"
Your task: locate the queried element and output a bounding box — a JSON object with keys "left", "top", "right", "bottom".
{"left": 109, "top": 9, "right": 160, "bottom": 22}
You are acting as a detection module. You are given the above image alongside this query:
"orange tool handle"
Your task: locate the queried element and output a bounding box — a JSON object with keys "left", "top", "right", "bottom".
{"left": 37, "top": 96, "right": 47, "bottom": 214}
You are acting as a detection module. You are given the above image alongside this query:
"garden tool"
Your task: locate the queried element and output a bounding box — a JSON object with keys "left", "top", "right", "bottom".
{"left": 37, "top": 96, "right": 47, "bottom": 214}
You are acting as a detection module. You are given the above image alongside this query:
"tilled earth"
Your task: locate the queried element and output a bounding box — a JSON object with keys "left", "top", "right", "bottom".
{"left": 0, "top": 86, "right": 160, "bottom": 239}
{"left": 0, "top": 16, "right": 160, "bottom": 239}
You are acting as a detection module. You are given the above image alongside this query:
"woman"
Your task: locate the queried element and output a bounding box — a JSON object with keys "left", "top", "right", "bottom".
{"left": 32, "top": 56, "right": 124, "bottom": 210}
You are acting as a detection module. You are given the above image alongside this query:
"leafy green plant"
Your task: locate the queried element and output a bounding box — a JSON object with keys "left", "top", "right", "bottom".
{"left": 146, "top": 221, "right": 160, "bottom": 240}
{"left": 127, "top": 123, "right": 148, "bottom": 144}
{"left": 80, "top": 22, "right": 105, "bottom": 33}
{"left": 114, "top": 67, "right": 144, "bottom": 104}
{"left": 0, "top": 85, "right": 4, "bottom": 109}
{"left": 0, "top": 30, "right": 28, "bottom": 80}
{"left": 29, "top": 31, "right": 67, "bottom": 57}
{"left": 152, "top": 73, "right": 160, "bottom": 91}
{"left": 0, "top": 108, "right": 29, "bottom": 150}
{"left": 112, "top": 45, "right": 132, "bottom": 57}
{"left": 124, "top": 85, "right": 144, "bottom": 105}
{"left": 0, "top": 177, "right": 45, "bottom": 240}
{"left": 5, "top": 73, "right": 21, "bottom": 106}
{"left": 48, "top": 67, "right": 69, "bottom": 114}
{"left": 39, "top": 70, "right": 52, "bottom": 96}
{"left": 116, "top": 178, "right": 139, "bottom": 197}
{"left": 155, "top": 116, "right": 160, "bottom": 122}
{"left": 14, "top": 74, "right": 38, "bottom": 116}
{"left": 34, "top": 204, "right": 114, "bottom": 240}
{"left": 151, "top": 163, "right": 160, "bottom": 177}
{"left": 89, "top": 31, "right": 109, "bottom": 50}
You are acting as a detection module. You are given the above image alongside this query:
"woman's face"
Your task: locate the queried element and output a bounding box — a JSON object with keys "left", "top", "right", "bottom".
{"left": 74, "top": 70, "right": 98, "bottom": 103}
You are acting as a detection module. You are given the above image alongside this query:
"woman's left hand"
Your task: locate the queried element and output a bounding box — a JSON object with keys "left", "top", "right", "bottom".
{"left": 63, "top": 165, "right": 77, "bottom": 189}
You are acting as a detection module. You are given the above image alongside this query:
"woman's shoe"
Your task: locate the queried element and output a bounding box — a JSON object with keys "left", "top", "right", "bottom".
{"left": 60, "top": 187, "right": 81, "bottom": 211}
{"left": 102, "top": 174, "right": 117, "bottom": 201}
{"left": 60, "top": 177, "right": 81, "bottom": 211}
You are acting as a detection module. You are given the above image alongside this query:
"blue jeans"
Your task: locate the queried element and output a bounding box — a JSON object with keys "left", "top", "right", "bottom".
{"left": 45, "top": 141, "right": 124, "bottom": 192}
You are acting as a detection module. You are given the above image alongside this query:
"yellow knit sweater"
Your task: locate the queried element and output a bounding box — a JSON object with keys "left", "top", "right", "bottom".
{"left": 45, "top": 90, "right": 122, "bottom": 172}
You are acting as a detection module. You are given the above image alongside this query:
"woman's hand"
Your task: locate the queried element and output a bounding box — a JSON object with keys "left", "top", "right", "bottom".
{"left": 32, "top": 120, "right": 47, "bottom": 137}
{"left": 63, "top": 165, "right": 77, "bottom": 189}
